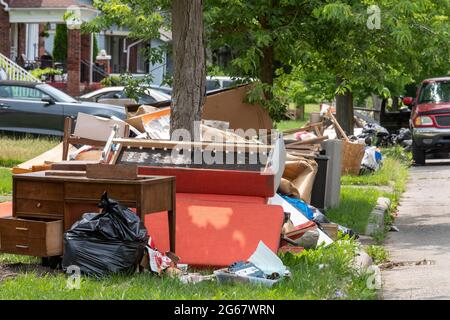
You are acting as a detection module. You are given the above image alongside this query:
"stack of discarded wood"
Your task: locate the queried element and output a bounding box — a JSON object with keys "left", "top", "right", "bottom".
{"left": 283, "top": 108, "right": 366, "bottom": 176}
{"left": 282, "top": 109, "right": 331, "bottom": 159}
{"left": 283, "top": 122, "right": 327, "bottom": 158}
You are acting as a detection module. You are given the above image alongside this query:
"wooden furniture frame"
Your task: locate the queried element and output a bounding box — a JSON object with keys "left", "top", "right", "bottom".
{"left": 0, "top": 172, "right": 176, "bottom": 257}
{"left": 62, "top": 117, "right": 130, "bottom": 161}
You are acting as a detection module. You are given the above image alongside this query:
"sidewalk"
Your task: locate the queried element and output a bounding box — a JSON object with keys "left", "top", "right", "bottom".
{"left": 382, "top": 160, "right": 450, "bottom": 299}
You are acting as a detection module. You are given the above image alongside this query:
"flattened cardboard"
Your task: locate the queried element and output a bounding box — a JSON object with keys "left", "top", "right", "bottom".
{"left": 137, "top": 85, "right": 273, "bottom": 132}
{"left": 202, "top": 85, "right": 273, "bottom": 132}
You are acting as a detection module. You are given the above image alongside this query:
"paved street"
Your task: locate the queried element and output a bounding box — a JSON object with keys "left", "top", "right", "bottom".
{"left": 382, "top": 160, "right": 450, "bottom": 299}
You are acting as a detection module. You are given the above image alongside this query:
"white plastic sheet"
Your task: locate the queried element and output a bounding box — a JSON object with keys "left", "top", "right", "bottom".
{"left": 248, "top": 241, "right": 287, "bottom": 276}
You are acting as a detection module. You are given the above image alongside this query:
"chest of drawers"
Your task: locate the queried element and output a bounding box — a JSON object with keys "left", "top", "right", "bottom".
{"left": 0, "top": 171, "right": 176, "bottom": 257}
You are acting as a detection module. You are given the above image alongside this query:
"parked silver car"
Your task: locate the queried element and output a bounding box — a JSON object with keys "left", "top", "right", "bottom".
{"left": 80, "top": 86, "right": 171, "bottom": 105}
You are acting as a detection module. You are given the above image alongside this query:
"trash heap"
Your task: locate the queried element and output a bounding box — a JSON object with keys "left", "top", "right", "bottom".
{"left": 2, "top": 87, "right": 409, "bottom": 286}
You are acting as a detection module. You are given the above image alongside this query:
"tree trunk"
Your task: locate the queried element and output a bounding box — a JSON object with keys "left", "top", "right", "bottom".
{"left": 296, "top": 104, "right": 305, "bottom": 120}
{"left": 335, "top": 77, "right": 354, "bottom": 136}
{"left": 260, "top": 45, "right": 274, "bottom": 87}
{"left": 170, "top": 0, "right": 206, "bottom": 141}
{"left": 392, "top": 96, "right": 399, "bottom": 111}
{"left": 371, "top": 94, "right": 382, "bottom": 123}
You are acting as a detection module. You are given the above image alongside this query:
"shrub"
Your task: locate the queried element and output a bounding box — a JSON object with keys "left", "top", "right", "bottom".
{"left": 53, "top": 24, "right": 68, "bottom": 63}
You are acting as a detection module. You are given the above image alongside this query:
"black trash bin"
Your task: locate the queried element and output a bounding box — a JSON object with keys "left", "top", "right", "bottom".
{"left": 311, "top": 154, "right": 329, "bottom": 210}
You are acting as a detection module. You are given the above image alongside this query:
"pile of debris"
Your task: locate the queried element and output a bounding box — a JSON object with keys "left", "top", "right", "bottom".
{"left": 0, "top": 88, "right": 390, "bottom": 286}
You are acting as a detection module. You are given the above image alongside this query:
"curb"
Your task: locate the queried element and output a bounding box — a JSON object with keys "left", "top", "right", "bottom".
{"left": 365, "top": 197, "right": 391, "bottom": 236}
{"left": 352, "top": 249, "right": 373, "bottom": 272}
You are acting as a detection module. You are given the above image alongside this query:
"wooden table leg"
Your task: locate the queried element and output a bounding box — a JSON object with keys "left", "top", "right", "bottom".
{"left": 169, "top": 179, "right": 176, "bottom": 253}
{"left": 168, "top": 209, "right": 176, "bottom": 253}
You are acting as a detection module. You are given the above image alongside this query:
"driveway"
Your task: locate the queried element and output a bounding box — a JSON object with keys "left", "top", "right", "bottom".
{"left": 382, "top": 160, "right": 450, "bottom": 299}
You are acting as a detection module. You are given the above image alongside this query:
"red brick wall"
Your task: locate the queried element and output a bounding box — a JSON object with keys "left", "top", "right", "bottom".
{"left": 81, "top": 34, "right": 91, "bottom": 62}
{"left": 80, "top": 33, "right": 91, "bottom": 82}
{"left": 0, "top": 4, "right": 10, "bottom": 57}
{"left": 66, "top": 29, "right": 81, "bottom": 97}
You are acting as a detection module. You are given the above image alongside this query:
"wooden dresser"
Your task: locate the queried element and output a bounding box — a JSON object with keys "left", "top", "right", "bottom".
{"left": 0, "top": 172, "right": 176, "bottom": 258}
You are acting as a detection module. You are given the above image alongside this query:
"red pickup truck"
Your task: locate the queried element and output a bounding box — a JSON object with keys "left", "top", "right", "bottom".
{"left": 404, "top": 77, "right": 450, "bottom": 165}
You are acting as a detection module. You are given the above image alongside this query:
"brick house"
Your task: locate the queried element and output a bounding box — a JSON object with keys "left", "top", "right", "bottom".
{"left": 0, "top": 0, "right": 172, "bottom": 96}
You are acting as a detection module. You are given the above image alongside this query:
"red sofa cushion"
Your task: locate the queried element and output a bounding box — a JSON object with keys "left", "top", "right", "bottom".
{"left": 144, "top": 194, "right": 284, "bottom": 267}
{"left": 138, "top": 166, "right": 275, "bottom": 198}
{"left": 176, "top": 193, "right": 266, "bottom": 204}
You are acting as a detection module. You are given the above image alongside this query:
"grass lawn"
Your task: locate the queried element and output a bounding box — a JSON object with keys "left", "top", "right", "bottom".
{"left": 326, "top": 186, "right": 384, "bottom": 234}
{"left": 0, "top": 167, "right": 12, "bottom": 196}
{"left": 0, "top": 135, "right": 59, "bottom": 196}
{"left": 341, "top": 146, "right": 410, "bottom": 207}
{"left": 0, "top": 240, "right": 377, "bottom": 300}
{"left": 275, "top": 104, "right": 320, "bottom": 132}
{"left": 0, "top": 134, "right": 59, "bottom": 167}
{"left": 326, "top": 146, "right": 410, "bottom": 239}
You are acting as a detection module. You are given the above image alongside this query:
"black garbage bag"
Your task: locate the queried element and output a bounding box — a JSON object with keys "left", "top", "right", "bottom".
{"left": 396, "top": 128, "right": 412, "bottom": 142}
{"left": 62, "top": 192, "right": 148, "bottom": 278}
{"left": 359, "top": 123, "right": 394, "bottom": 147}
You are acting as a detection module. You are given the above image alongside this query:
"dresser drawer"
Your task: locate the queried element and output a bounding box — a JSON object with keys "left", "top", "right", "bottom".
{"left": 65, "top": 182, "right": 137, "bottom": 202}
{"left": 14, "top": 180, "right": 63, "bottom": 201}
{"left": 15, "top": 199, "right": 64, "bottom": 218}
{"left": 0, "top": 217, "right": 63, "bottom": 257}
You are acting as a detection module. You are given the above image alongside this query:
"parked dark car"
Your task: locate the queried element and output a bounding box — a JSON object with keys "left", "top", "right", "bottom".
{"left": 403, "top": 77, "right": 450, "bottom": 165}
{"left": 0, "top": 81, "right": 126, "bottom": 136}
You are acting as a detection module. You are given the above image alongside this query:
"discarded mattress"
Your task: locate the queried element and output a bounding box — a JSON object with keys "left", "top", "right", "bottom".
{"left": 144, "top": 193, "right": 284, "bottom": 267}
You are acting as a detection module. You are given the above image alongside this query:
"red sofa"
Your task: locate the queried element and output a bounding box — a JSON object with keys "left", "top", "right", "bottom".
{"left": 138, "top": 166, "right": 284, "bottom": 267}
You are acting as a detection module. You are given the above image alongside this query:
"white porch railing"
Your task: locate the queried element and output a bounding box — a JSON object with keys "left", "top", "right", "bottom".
{"left": 0, "top": 52, "right": 40, "bottom": 82}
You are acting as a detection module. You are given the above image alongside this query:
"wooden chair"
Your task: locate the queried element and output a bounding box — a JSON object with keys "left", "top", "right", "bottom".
{"left": 62, "top": 116, "right": 130, "bottom": 161}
